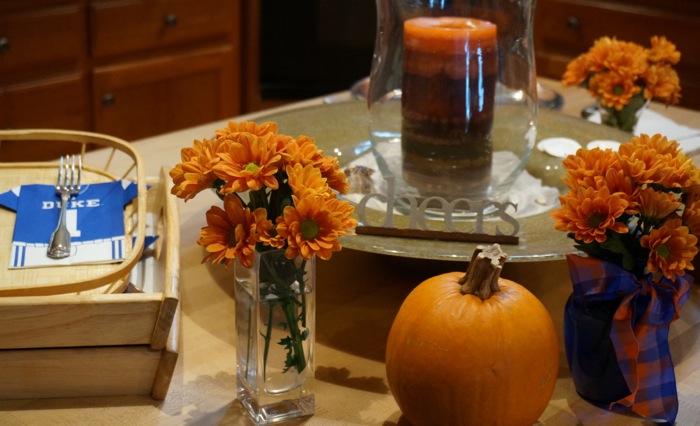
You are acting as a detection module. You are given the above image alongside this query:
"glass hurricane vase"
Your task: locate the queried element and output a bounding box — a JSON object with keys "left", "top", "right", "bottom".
{"left": 235, "top": 248, "right": 316, "bottom": 425}
{"left": 368, "top": 0, "right": 538, "bottom": 204}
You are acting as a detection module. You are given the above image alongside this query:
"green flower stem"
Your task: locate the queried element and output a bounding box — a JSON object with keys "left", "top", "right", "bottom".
{"left": 280, "top": 297, "right": 307, "bottom": 373}
{"left": 249, "top": 188, "right": 269, "bottom": 211}
{"left": 298, "top": 259, "right": 307, "bottom": 328}
{"left": 259, "top": 253, "right": 309, "bottom": 375}
{"left": 262, "top": 300, "right": 274, "bottom": 377}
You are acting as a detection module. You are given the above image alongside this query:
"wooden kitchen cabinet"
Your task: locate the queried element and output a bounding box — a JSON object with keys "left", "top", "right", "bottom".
{"left": 92, "top": 46, "right": 237, "bottom": 141}
{"left": 0, "top": 0, "right": 89, "bottom": 161}
{"left": 1, "top": 0, "right": 241, "bottom": 161}
{"left": 535, "top": 0, "right": 700, "bottom": 110}
{"left": 89, "top": 0, "right": 240, "bottom": 141}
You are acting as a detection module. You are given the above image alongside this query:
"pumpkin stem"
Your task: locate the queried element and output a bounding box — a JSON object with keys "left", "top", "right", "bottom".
{"left": 459, "top": 244, "right": 507, "bottom": 300}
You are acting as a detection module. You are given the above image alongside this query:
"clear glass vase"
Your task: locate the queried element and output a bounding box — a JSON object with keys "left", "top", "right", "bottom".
{"left": 234, "top": 248, "right": 315, "bottom": 424}
{"left": 369, "top": 0, "right": 538, "bottom": 204}
{"left": 598, "top": 93, "right": 649, "bottom": 134}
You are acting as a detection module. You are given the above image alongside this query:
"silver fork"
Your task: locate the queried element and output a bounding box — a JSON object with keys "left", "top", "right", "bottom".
{"left": 47, "top": 155, "right": 82, "bottom": 259}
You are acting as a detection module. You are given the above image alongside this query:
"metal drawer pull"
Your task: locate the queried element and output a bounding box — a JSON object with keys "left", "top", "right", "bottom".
{"left": 102, "top": 93, "right": 115, "bottom": 106}
{"left": 566, "top": 16, "right": 579, "bottom": 30}
{"left": 165, "top": 13, "right": 178, "bottom": 27}
{"left": 0, "top": 37, "right": 10, "bottom": 53}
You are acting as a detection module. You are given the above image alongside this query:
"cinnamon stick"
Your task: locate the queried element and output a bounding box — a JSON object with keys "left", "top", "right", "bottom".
{"left": 354, "top": 226, "right": 519, "bottom": 245}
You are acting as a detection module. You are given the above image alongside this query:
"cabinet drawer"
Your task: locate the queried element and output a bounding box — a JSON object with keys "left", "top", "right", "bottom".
{"left": 90, "top": 0, "right": 237, "bottom": 60}
{"left": 0, "top": 4, "right": 85, "bottom": 85}
{"left": 92, "top": 46, "right": 238, "bottom": 141}
{"left": 536, "top": 0, "right": 700, "bottom": 61}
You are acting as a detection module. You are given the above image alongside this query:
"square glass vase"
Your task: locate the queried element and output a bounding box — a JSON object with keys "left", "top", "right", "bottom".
{"left": 234, "top": 248, "right": 315, "bottom": 424}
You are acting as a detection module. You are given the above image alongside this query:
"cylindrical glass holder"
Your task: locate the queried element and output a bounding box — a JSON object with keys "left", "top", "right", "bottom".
{"left": 369, "top": 0, "right": 537, "bottom": 204}
{"left": 235, "top": 249, "right": 316, "bottom": 425}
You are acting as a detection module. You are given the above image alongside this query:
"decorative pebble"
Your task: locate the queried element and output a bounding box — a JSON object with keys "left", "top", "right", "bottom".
{"left": 536, "top": 137, "right": 582, "bottom": 158}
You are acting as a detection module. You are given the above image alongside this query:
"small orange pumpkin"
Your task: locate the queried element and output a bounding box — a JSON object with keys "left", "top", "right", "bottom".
{"left": 386, "top": 244, "right": 559, "bottom": 426}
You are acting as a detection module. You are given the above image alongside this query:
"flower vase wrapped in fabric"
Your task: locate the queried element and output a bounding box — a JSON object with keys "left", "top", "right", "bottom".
{"left": 562, "top": 36, "right": 681, "bottom": 133}
{"left": 169, "top": 121, "right": 357, "bottom": 425}
{"left": 551, "top": 133, "right": 699, "bottom": 423}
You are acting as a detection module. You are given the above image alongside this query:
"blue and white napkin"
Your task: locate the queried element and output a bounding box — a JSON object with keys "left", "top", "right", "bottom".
{"left": 0, "top": 181, "right": 138, "bottom": 268}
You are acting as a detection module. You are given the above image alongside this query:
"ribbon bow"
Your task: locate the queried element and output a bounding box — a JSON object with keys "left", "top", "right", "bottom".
{"left": 566, "top": 254, "right": 691, "bottom": 424}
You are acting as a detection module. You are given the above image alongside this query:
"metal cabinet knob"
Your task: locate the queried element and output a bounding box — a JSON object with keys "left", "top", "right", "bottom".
{"left": 0, "top": 37, "right": 10, "bottom": 53}
{"left": 164, "top": 13, "right": 178, "bottom": 27}
{"left": 101, "top": 93, "right": 115, "bottom": 106}
{"left": 566, "top": 15, "right": 580, "bottom": 30}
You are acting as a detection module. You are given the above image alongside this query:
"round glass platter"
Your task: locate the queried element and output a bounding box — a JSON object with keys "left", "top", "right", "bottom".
{"left": 253, "top": 101, "right": 630, "bottom": 262}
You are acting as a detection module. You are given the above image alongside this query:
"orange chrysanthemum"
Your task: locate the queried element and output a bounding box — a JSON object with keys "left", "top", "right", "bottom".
{"left": 216, "top": 121, "right": 278, "bottom": 139}
{"left": 618, "top": 134, "right": 700, "bottom": 188}
{"left": 287, "top": 163, "right": 331, "bottom": 199}
{"left": 641, "top": 218, "right": 697, "bottom": 281}
{"left": 276, "top": 195, "right": 348, "bottom": 261}
{"left": 285, "top": 136, "right": 323, "bottom": 168}
{"left": 623, "top": 133, "right": 680, "bottom": 156}
{"left": 198, "top": 195, "right": 273, "bottom": 268}
{"left": 590, "top": 71, "right": 642, "bottom": 110}
{"left": 170, "top": 138, "right": 228, "bottom": 201}
{"left": 562, "top": 54, "right": 591, "bottom": 87}
{"left": 562, "top": 147, "right": 621, "bottom": 189}
{"left": 283, "top": 135, "right": 349, "bottom": 194}
{"left": 562, "top": 36, "right": 681, "bottom": 107}
{"left": 586, "top": 37, "right": 616, "bottom": 71}
{"left": 645, "top": 64, "right": 681, "bottom": 105}
{"left": 555, "top": 132, "right": 700, "bottom": 279}
{"left": 618, "top": 136, "right": 668, "bottom": 185}
{"left": 214, "top": 132, "right": 282, "bottom": 193}
{"left": 325, "top": 196, "right": 359, "bottom": 231}
{"left": 170, "top": 119, "right": 356, "bottom": 274}
{"left": 316, "top": 155, "right": 350, "bottom": 194}
{"left": 647, "top": 36, "right": 680, "bottom": 65}
{"left": 637, "top": 188, "right": 681, "bottom": 223}
{"left": 603, "top": 40, "right": 647, "bottom": 74}
{"left": 682, "top": 199, "right": 700, "bottom": 236}
{"left": 551, "top": 186, "right": 629, "bottom": 244}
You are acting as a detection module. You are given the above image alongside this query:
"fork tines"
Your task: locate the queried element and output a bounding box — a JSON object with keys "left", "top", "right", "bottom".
{"left": 57, "top": 155, "right": 82, "bottom": 192}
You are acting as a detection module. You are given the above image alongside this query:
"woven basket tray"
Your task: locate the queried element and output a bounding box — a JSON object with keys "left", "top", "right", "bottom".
{"left": 0, "top": 129, "right": 148, "bottom": 296}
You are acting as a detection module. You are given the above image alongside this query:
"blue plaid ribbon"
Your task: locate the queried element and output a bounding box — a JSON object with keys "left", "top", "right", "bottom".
{"left": 567, "top": 254, "right": 691, "bottom": 424}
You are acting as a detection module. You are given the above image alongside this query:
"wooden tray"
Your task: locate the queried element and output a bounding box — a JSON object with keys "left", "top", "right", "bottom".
{"left": 0, "top": 168, "right": 180, "bottom": 400}
{"left": 0, "top": 129, "right": 148, "bottom": 296}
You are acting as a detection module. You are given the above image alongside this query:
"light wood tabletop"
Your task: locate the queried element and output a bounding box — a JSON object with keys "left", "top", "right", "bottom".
{"left": 1, "top": 78, "right": 699, "bottom": 425}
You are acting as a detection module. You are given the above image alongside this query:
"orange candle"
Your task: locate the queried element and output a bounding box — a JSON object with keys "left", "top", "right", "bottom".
{"left": 401, "top": 16, "right": 498, "bottom": 200}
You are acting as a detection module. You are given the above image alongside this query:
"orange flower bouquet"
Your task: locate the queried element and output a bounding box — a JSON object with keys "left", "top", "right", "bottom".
{"left": 562, "top": 36, "right": 681, "bottom": 133}
{"left": 169, "top": 121, "right": 356, "bottom": 421}
{"left": 551, "top": 134, "right": 698, "bottom": 423}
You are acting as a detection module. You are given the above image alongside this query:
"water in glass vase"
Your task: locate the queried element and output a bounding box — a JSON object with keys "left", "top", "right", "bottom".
{"left": 234, "top": 249, "right": 315, "bottom": 424}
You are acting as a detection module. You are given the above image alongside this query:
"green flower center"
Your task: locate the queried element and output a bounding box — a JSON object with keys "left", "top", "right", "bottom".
{"left": 300, "top": 218, "right": 320, "bottom": 240}
{"left": 613, "top": 85, "right": 625, "bottom": 96}
{"left": 587, "top": 212, "right": 605, "bottom": 228}
{"left": 244, "top": 162, "right": 260, "bottom": 173}
{"left": 656, "top": 244, "right": 671, "bottom": 259}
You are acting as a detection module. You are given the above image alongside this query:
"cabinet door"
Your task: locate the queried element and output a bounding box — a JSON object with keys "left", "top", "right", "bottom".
{"left": 0, "top": 74, "right": 90, "bottom": 162}
{"left": 0, "top": 3, "right": 86, "bottom": 85}
{"left": 92, "top": 46, "right": 238, "bottom": 142}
